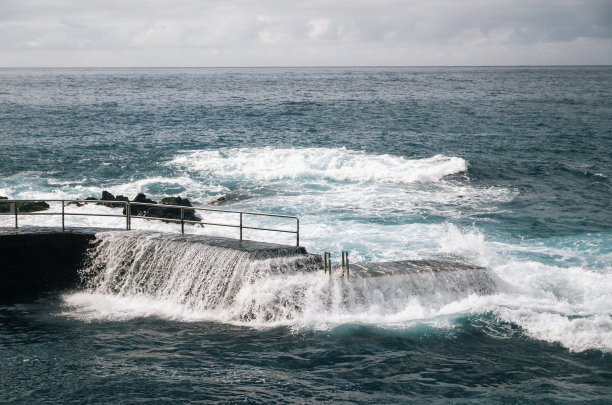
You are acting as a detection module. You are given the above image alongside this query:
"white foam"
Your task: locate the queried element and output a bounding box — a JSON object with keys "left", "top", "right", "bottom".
{"left": 0, "top": 174, "right": 227, "bottom": 205}
{"left": 433, "top": 226, "right": 612, "bottom": 353}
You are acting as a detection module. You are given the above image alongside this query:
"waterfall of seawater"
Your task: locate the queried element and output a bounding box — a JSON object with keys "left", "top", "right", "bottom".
{"left": 71, "top": 231, "right": 498, "bottom": 327}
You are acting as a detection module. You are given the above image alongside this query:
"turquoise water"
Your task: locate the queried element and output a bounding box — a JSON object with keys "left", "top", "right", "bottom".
{"left": 0, "top": 67, "right": 611, "bottom": 402}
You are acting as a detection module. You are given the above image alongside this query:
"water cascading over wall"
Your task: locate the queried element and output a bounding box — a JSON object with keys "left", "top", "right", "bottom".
{"left": 79, "top": 231, "right": 321, "bottom": 317}
{"left": 78, "top": 231, "right": 499, "bottom": 326}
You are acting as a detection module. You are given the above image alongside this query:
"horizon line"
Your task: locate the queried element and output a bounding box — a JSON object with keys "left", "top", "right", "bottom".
{"left": 1, "top": 64, "right": 611, "bottom": 69}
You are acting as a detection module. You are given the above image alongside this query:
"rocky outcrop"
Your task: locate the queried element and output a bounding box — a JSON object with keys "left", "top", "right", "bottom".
{"left": 0, "top": 192, "right": 201, "bottom": 222}
{"left": 124, "top": 193, "right": 201, "bottom": 222}
{"left": 96, "top": 191, "right": 129, "bottom": 207}
{"left": 0, "top": 196, "right": 50, "bottom": 213}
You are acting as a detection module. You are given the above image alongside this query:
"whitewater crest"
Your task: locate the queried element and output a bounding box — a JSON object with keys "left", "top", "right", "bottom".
{"left": 67, "top": 231, "right": 498, "bottom": 327}
{"left": 168, "top": 147, "right": 467, "bottom": 183}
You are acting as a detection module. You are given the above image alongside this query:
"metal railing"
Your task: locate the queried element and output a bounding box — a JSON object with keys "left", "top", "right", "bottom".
{"left": 0, "top": 199, "right": 300, "bottom": 246}
{"left": 323, "top": 251, "right": 350, "bottom": 277}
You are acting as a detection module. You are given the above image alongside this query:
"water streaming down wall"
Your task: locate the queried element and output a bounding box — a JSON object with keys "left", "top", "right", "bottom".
{"left": 78, "top": 231, "right": 498, "bottom": 326}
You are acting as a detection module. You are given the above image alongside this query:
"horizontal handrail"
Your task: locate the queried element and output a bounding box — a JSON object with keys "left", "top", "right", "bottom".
{"left": 0, "top": 199, "right": 128, "bottom": 204}
{"left": 0, "top": 199, "right": 300, "bottom": 246}
{"left": 128, "top": 201, "right": 298, "bottom": 219}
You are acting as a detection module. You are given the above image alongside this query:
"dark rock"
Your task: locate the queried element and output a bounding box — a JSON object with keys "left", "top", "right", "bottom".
{"left": 98, "top": 190, "right": 128, "bottom": 207}
{"left": 160, "top": 196, "right": 188, "bottom": 205}
{"left": 126, "top": 193, "right": 157, "bottom": 217}
{"left": 0, "top": 197, "right": 50, "bottom": 213}
{"left": 17, "top": 201, "right": 50, "bottom": 212}
{"left": 209, "top": 196, "right": 227, "bottom": 206}
{"left": 159, "top": 196, "right": 200, "bottom": 222}
{"left": 123, "top": 193, "right": 200, "bottom": 222}
{"left": 101, "top": 191, "right": 115, "bottom": 201}
{"left": 133, "top": 193, "right": 156, "bottom": 204}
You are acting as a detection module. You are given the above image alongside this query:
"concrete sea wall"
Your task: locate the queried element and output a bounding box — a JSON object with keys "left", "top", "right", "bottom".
{"left": 0, "top": 227, "right": 314, "bottom": 302}
{"left": 0, "top": 228, "right": 98, "bottom": 301}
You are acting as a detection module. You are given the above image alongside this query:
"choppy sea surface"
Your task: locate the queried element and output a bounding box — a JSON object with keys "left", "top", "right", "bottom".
{"left": 0, "top": 67, "right": 611, "bottom": 403}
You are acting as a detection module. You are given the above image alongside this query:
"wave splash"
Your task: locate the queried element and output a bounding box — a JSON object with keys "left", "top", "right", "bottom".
{"left": 64, "top": 231, "right": 498, "bottom": 329}
{"left": 61, "top": 227, "right": 612, "bottom": 353}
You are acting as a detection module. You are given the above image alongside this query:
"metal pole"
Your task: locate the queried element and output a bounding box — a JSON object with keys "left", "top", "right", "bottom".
{"left": 62, "top": 200, "right": 65, "bottom": 231}
{"left": 181, "top": 207, "right": 184, "bottom": 234}
{"left": 13, "top": 202, "right": 18, "bottom": 229}
{"left": 323, "top": 252, "right": 326, "bottom": 273}
{"left": 296, "top": 218, "right": 300, "bottom": 247}
{"left": 346, "top": 252, "right": 349, "bottom": 276}
{"left": 324, "top": 252, "right": 327, "bottom": 272}
{"left": 240, "top": 212, "right": 243, "bottom": 241}
{"left": 324, "top": 252, "right": 331, "bottom": 273}
{"left": 126, "top": 202, "right": 131, "bottom": 230}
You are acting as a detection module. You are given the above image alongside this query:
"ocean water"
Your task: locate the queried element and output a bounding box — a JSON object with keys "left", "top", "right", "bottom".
{"left": 1, "top": 67, "right": 611, "bottom": 403}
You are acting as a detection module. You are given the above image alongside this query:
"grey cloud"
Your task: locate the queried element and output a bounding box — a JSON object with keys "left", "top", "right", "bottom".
{"left": 0, "top": 0, "right": 610, "bottom": 66}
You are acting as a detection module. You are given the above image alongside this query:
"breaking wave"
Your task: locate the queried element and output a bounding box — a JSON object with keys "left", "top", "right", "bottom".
{"left": 168, "top": 147, "right": 467, "bottom": 183}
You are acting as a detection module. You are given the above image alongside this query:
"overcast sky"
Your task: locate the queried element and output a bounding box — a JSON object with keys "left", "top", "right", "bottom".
{"left": 1, "top": 0, "right": 611, "bottom": 67}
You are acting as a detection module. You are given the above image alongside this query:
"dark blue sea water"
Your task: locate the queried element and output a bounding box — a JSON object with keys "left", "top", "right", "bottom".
{"left": 1, "top": 67, "right": 611, "bottom": 403}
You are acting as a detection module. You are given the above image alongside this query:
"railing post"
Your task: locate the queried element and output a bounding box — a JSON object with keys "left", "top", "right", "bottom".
{"left": 296, "top": 218, "right": 299, "bottom": 247}
{"left": 126, "top": 201, "right": 131, "bottom": 230}
{"left": 62, "top": 200, "right": 65, "bottom": 231}
{"left": 342, "top": 251, "right": 349, "bottom": 277}
{"left": 181, "top": 207, "right": 184, "bottom": 234}
{"left": 13, "top": 201, "right": 18, "bottom": 229}
{"left": 239, "top": 212, "right": 243, "bottom": 241}
{"left": 346, "top": 252, "right": 349, "bottom": 276}
{"left": 323, "top": 252, "right": 327, "bottom": 273}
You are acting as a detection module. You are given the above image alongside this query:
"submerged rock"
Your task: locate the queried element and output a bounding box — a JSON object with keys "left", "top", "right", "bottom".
{"left": 67, "top": 196, "right": 98, "bottom": 207}
{"left": 209, "top": 196, "right": 227, "bottom": 206}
